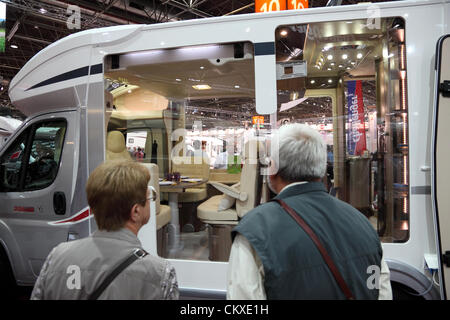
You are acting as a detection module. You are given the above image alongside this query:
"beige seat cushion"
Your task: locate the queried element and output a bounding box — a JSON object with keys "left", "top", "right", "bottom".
{"left": 178, "top": 188, "right": 208, "bottom": 203}
{"left": 197, "top": 195, "right": 238, "bottom": 221}
{"left": 156, "top": 205, "right": 171, "bottom": 230}
{"left": 106, "top": 131, "right": 132, "bottom": 161}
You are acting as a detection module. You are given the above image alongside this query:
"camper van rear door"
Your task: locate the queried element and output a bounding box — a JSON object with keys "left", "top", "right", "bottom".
{"left": 432, "top": 34, "right": 450, "bottom": 300}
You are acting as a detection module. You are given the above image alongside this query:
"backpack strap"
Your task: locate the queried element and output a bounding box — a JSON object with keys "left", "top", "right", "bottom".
{"left": 88, "top": 248, "right": 148, "bottom": 300}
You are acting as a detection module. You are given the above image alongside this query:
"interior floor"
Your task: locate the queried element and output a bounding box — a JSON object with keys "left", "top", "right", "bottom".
{"left": 166, "top": 229, "right": 210, "bottom": 261}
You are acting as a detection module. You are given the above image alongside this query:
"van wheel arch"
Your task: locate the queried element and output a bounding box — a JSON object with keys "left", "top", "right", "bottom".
{"left": 386, "top": 259, "right": 441, "bottom": 300}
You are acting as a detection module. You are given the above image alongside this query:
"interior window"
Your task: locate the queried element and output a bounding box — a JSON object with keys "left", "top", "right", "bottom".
{"left": 274, "top": 17, "right": 409, "bottom": 243}
{"left": 24, "top": 121, "right": 66, "bottom": 190}
{"left": 0, "top": 128, "right": 30, "bottom": 191}
{"left": 105, "top": 42, "right": 257, "bottom": 261}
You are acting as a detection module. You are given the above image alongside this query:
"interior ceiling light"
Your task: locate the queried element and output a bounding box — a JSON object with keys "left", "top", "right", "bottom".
{"left": 200, "top": 66, "right": 205, "bottom": 69}
{"left": 328, "top": 79, "right": 333, "bottom": 83}
{"left": 322, "top": 45, "right": 332, "bottom": 52}
{"left": 357, "top": 52, "right": 363, "bottom": 59}
{"left": 10, "top": 44, "right": 18, "bottom": 49}
{"left": 342, "top": 54, "right": 348, "bottom": 60}
{"left": 280, "top": 30, "right": 288, "bottom": 36}
{"left": 310, "top": 80, "right": 315, "bottom": 84}
{"left": 39, "top": 8, "right": 47, "bottom": 14}
{"left": 327, "top": 54, "right": 333, "bottom": 60}
{"left": 192, "top": 84, "right": 211, "bottom": 90}
{"left": 175, "top": 78, "right": 181, "bottom": 82}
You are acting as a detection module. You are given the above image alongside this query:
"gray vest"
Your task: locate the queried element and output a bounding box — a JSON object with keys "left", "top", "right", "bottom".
{"left": 233, "top": 182, "right": 382, "bottom": 300}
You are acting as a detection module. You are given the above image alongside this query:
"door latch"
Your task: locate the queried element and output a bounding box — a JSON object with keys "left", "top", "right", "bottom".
{"left": 443, "top": 251, "right": 450, "bottom": 267}
{"left": 439, "top": 80, "right": 450, "bottom": 97}
{"left": 53, "top": 192, "right": 66, "bottom": 215}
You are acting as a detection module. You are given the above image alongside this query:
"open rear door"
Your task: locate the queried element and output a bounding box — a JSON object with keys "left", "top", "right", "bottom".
{"left": 432, "top": 34, "right": 450, "bottom": 300}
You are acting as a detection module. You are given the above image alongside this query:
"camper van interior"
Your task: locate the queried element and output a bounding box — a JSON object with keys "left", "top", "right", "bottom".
{"left": 103, "top": 16, "right": 409, "bottom": 262}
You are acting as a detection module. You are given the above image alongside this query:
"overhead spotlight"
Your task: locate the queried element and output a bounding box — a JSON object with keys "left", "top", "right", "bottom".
{"left": 342, "top": 54, "right": 348, "bottom": 60}
{"left": 10, "top": 44, "right": 18, "bottom": 49}
{"left": 357, "top": 52, "right": 363, "bottom": 59}
{"left": 330, "top": 62, "right": 335, "bottom": 66}
{"left": 200, "top": 66, "right": 205, "bottom": 69}
{"left": 175, "top": 78, "right": 182, "bottom": 82}
{"left": 327, "top": 54, "right": 333, "bottom": 60}
{"left": 280, "top": 30, "right": 288, "bottom": 37}
{"left": 192, "top": 84, "right": 211, "bottom": 90}
{"left": 328, "top": 79, "right": 333, "bottom": 83}
{"left": 39, "top": 8, "right": 47, "bottom": 14}
{"left": 310, "top": 80, "right": 315, "bottom": 84}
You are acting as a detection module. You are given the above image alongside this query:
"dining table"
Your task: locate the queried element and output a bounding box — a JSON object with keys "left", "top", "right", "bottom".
{"left": 159, "top": 177, "right": 208, "bottom": 252}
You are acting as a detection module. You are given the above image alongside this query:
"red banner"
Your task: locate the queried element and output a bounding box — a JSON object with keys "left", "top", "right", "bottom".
{"left": 347, "top": 80, "right": 367, "bottom": 155}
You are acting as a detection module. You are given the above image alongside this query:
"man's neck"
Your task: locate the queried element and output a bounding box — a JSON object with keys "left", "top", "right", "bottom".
{"left": 124, "top": 222, "right": 139, "bottom": 236}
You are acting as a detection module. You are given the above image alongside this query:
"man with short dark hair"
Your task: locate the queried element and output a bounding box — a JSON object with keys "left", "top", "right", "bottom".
{"left": 31, "top": 160, "right": 178, "bottom": 300}
{"left": 227, "top": 123, "right": 392, "bottom": 300}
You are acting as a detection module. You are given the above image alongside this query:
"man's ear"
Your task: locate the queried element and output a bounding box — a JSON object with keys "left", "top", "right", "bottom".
{"left": 129, "top": 203, "right": 140, "bottom": 222}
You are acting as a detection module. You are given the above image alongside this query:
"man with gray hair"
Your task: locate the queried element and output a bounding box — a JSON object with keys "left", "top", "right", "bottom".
{"left": 227, "top": 123, "right": 392, "bottom": 300}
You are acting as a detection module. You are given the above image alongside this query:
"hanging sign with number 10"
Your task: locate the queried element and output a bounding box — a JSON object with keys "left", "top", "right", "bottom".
{"left": 288, "top": 0, "right": 309, "bottom": 9}
{"left": 255, "top": 0, "right": 308, "bottom": 13}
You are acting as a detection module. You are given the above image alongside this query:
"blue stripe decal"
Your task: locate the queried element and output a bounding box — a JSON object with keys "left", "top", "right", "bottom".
{"left": 26, "top": 63, "right": 103, "bottom": 91}
{"left": 255, "top": 42, "right": 275, "bottom": 56}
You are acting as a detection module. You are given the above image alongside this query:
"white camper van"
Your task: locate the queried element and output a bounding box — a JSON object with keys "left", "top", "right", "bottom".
{"left": 0, "top": 0, "right": 449, "bottom": 299}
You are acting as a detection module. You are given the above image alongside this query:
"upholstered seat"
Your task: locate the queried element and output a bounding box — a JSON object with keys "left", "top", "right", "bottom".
{"left": 197, "top": 195, "right": 238, "bottom": 222}
{"left": 196, "top": 139, "right": 263, "bottom": 261}
{"left": 157, "top": 205, "right": 171, "bottom": 230}
{"left": 142, "top": 163, "right": 171, "bottom": 257}
{"left": 106, "top": 131, "right": 132, "bottom": 161}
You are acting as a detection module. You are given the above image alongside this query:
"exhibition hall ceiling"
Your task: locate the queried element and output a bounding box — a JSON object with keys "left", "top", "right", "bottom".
{"left": 0, "top": 0, "right": 389, "bottom": 116}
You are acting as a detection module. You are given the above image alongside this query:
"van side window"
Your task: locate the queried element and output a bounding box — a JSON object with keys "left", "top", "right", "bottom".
{"left": 0, "top": 128, "right": 30, "bottom": 191}
{"left": 24, "top": 121, "right": 66, "bottom": 191}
